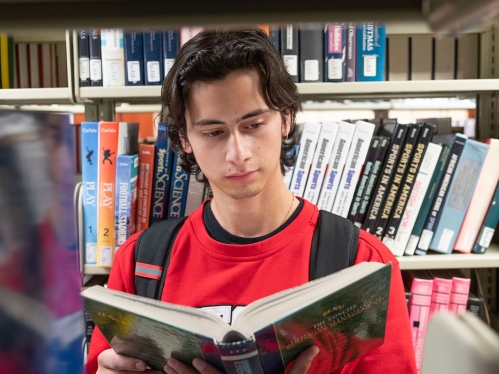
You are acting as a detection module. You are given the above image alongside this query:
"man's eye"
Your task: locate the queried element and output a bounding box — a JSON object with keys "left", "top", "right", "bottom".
{"left": 248, "top": 122, "right": 263, "bottom": 129}
{"left": 204, "top": 130, "right": 223, "bottom": 137}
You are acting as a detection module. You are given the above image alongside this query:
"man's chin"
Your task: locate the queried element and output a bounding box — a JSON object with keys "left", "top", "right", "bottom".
{"left": 226, "top": 188, "right": 261, "bottom": 200}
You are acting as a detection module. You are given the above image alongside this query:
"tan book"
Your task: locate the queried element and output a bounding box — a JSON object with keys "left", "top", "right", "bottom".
{"left": 434, "top": 36, "right": 455, "bottom": 80}
{"left": 456, "top": 34, "right": 479, "bottom": 79}
{"left": 454, "top": 139, "right": 499, "bottom": 253}
{"left": 388, "top": 35, "right": 409, "bottom": 81}
{"left": 411, "top": 35, "right": 432, "bottom": 80}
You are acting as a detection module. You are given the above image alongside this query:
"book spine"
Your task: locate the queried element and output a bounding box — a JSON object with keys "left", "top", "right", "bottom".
{"left": 101, "top": 29, "right": 125, "bottom": 87}
{"left": 347, "top": 136, "right": 381, "bottom": 222}
{"left": 162, "top": 29, "right": 179, "bottom": 78}
{"left": 0, "top": 34, "right": 8, "bottom": 88}
{"left": 414, "top": 135, "right": 467, "bottom": 255}
{"left": 40, "top": 43, "right": 52, "bottom": 88}
{"left": 455, "top": 138, "right": 499, "bottom": 253}
{"left": 269, "top": 25, "right": 280, "bottom": 51}
{"left": 384, "top": 123, "right": 435, "bottom": 243}
{"left": 114, "top": 154, "right": 139, "bottom": 252}
{"left": 354, "top": 136, "right": 390, "bottom": 227}
{"left": 429, "top": 277, "right": 452, "bottom": 315}
{"left": 81, "top": 122, "right": 99, "bottom": 265}
{"left": 473, "top": 181, "right": 499, "bottom": 253}
{"left": 89, "top": 29, "right": 102, "bottom": 86}
{"left": 299, "top": 25, "right": 324, "bottom": 82}
{"left": 280, "top": 24, "right": 299, "bottom": 82}
{"left": 184, "top": 174, "right": 206, "bottom": 216}
{"left": 78, "top": 29, "right": 90, "bottom": 86}
{"left": 375, "top": 124, "right": 421, "bottom": 238}
{"left": 97, "top": 122, "right": 120, "bottom": 267}
{"left": 168, "top": 153, "right": 190, "bottom": 218}
{"left": 17, "top": 43, "right": 29, "bottom": 88}
{"left": 136, "top": 143, "right": 155, "bottom": 231}
{"left": 215, "top": 339, "right": 264, "bottom": 374}
{"left": 124, "top": 31, "right": 144, "bottom": 86}
{"left": 466, "top": 293, "right": 486, "bottom": 321}
{"left": 391, "top": 143, "right": 442, "bottom": 256}
{"left": 289, "top": 122, "right": 322, "bottom": 197}
{"left": 428, "top": 139, "right": 488, "bottom": 254}
{"left": 180, "top": 26, "right": 203, "bottom": 46}
{"left": 448, "top": 275, "right": 471, "bottom": 314}
{"left": 345, "top": 23, "right": 356, "bottom": 82}
{"left": 332, "top": 121, "right": 375, "bottom": 217}
{"left": 29, "top": 43, "right": 40, "bottom": 88}
{"left": 356, "top": 23, "right": 386, "bottom": 81}
{"left": 283, "top": 145, "right": 299, "bottom": 189}
{"left": 317, "top": 121, "right": 355, "bottom": 211}
{"left": 407, "top": 276, "right": 433, "bottom": 372}
{"left": 7, "top": 36, "right": 14, "bottom": 88}
{"left": 55, "top": 41, "right": 68, "bottom": 87}
{"left": 405, "top": 144, "right": 451, "bottom": 256}
{"left": 149, "top": 123, "right": 175, "bottom": 225}
{"left": 362, "top": 124, "right": 408, "bottom": 233}
{"left": 324, "top": 23, "right": 346, "bottom": 82}
{"left": 303, "top": 122, "right": 338, "bottom": 205}
{"left": 144, "top": 30, "right": 163, "bottom": 85}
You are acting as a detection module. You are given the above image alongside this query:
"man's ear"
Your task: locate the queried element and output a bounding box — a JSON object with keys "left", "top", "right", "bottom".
{"left": 281, "top": 109, "right": 291, "bottom": 137}
{"left": 180, "top": 132, "right": 193, "bottom": 154}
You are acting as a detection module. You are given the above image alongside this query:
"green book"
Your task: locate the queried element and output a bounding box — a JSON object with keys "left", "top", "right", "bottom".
{"left": 82, "top": 262, "right": 391, "bottom": 374}
{"left": 473, "top": 181, "right": 499, "bottom": 253}
{"left": 405, "top": 143, "right": 451, "bottom": 255}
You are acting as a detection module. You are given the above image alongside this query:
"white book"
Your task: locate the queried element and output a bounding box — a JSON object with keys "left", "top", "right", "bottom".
{"left": 29, "top": 43, "right": 40, "bottom": 88}
{"left": 385, "top": 143, "right": 442, "bottom": 256}
{"left": 101, "top": 29, "right": 125, "bottom": 87}
{"left": 41, "top": 43, "right": 52, "bottom": 88}
{"left": 317, "top": 121, "right": 356, "bottom": 211}
{"left": 303, "top": 122, "right": 339, "bottom": 205}
{"left": 331, "top": 121, "right": 375, "bottom": 218}
{"left": 289, "top": 122, "right": 322, "bottom": 197}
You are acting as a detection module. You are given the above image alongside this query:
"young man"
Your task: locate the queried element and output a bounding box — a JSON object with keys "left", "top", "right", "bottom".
{"left": 87, "top": 29, "right": 416, "bottom": 374}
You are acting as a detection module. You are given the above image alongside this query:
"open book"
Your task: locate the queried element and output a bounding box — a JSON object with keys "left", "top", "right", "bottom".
{"left": 82, "top": 262, "right": 391, "bottom": 374}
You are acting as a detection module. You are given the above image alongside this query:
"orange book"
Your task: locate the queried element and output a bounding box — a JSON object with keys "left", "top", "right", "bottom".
{"left": 257, "top": 25, "right": 270, "bottom": 36}
{"left": 136, "top": 143, "right": 156, "bottom": 231}
{"left": 454, "top": 138, "right": 499, "bottom": 252}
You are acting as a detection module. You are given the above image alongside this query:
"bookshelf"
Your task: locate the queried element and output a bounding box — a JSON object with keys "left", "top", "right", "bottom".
{"left": 0, "top": 87, "right": 73, "bottom": 104}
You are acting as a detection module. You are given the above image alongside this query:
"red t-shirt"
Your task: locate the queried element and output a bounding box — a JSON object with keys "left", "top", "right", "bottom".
{"left": 87, "top": 199, "right": 416, "bottom": 374}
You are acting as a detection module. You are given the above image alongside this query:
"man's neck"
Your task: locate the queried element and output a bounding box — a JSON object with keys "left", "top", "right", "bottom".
{"left": 209, "top": 179, "right": 298, "bottom": 238}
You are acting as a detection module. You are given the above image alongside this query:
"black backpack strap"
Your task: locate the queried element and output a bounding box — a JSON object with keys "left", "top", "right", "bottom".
{"left": 309, "top": 210, "right": 359, "bottom": 280}
{"left": 134, "top": 217, "right": 187, "bottom": 299}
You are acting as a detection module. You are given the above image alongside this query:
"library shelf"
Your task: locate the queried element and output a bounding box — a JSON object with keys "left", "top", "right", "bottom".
{"left": 0, "top": 88, "right": 73, "bottom": 104}
{"left": 84, "top": 265, "right": 110, "bottom": 275}
{"left": 398, "top": 244, "right": 499, "bottom": 270}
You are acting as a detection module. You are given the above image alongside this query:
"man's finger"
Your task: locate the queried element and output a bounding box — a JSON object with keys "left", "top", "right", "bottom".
{"left": 165, "top": 357, "right": 198, "bottom": 374}
{"left": 192, "top": 358, "right": 224, "bottom": 374}
{"left": 98, "top": 348, "right": 149, "bottom": 372}
{"left": 288, "top": 346, "right": 320, "bottom": 374}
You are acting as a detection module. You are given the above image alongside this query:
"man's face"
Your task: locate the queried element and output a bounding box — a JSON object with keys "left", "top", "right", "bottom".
{"left": 182, "top": 69, "right": 290, "bottom": 200}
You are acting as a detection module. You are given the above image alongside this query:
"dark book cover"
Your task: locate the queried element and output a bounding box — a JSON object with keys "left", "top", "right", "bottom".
{"left": 280, "top": 24, "right": 299, "bottom": 82}
{"left": 356, "top": 23, "right": 386, "bottom": 81}
{"left": 78, "top": 29, "right": 90, "bottom": 86}
{"left": 415, "top": 134, "right": 467, "bottom": 255}
{"left": 384, "top": 123, "right": 435, "bottom": 241}
{"left": 89, "top": 29, "right": 102, "bottom": 86}
{"left": 124, "top": 31, "right": 144, "bottom": 86}
{"left": 374, "top": 124, "right": 421, "bottom": 238}
{"left": 345, "top": 23, "right": 356, "bottom": 82}
{"left": 150, "top": 123, "right": 175, "bottom": 224}
{"left": 168, "top": 153, "right": 191, "bottom": 218}
{"left": 162, "top": 29, "right": 179, "bottom": 78}
{"left": 144, "top": 30, "right": 163, "bottom": 85}
{"left": 355, "top": 136, "right": 390, "bottom": 228}
{"left": 347, "top": 136, "right": 381, "bottom": 222}
{"left": 324, "top": 23, "right": 346, "bottom": 82}
{"left": 299, "top": 24, "right": 324, "bottom": 82}
{"left": 362, "top": 124, "right": 408, "bottom": 234}
{"left": 467, "top": 292, "right": 488, "bottom": 323}
{"left": 473, "top": 181, "right": 499, "bottom": 253}
{"left": 269, "top": 24, "right": 280, "bottom": 51}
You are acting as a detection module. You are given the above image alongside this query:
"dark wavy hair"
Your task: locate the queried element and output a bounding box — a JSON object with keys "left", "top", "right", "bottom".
{"left": 161, "top": 28, "right": 301, "bottom": 183}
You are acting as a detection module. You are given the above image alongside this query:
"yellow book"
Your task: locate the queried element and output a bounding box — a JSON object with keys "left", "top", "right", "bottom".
{"left": 0, "top": 34, "right": 9, "bottom": 88}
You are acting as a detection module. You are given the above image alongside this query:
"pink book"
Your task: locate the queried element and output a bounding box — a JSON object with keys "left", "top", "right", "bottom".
{"left": 403, "top": 270, "right": 433, "bottom": 372}
{"left": 180, "top": 26, "right": 204, "bottom": 46}
{"left": 446, "top": 269, "right": 471, "bottom": 314}
{"left": 428, "top": 270, "right": 452, "bottom": 315}
{"left": 454, "top": 138, "right": 499, "bottom": 253}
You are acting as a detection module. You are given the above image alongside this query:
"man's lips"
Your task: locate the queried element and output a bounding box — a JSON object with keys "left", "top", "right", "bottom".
{"left": 226, "top": 171, "right": 257, "bottom": 181}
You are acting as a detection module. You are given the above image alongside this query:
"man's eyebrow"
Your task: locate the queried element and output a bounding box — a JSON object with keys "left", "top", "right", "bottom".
{"left": 191, "top": 108, "right": 270, "bottom": 127}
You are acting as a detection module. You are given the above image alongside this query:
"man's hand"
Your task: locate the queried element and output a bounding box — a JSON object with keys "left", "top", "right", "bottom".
{"left": 97, "top": 348, "right": 165, "bottom": 374}
{"left": 164, "top": 346, "right": 320, "bottom": 374}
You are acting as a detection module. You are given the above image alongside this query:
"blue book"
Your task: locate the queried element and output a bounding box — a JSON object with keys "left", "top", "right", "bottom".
{"left": 124, "top": 31, "right": 144, "bottom": 86}
{"left": 269, "top": 25, "right": 280, "bottom": 51}
{"left": 114, "top": 154, "right": 139, "bottom": 252}
{"left": 78, "top": 29, "right": 90, "bottom": 86}
{"left": 356, "top": 23, "right": 386, "bottom": 81}
{"left": 81, "top": 122, "right": 99, "bottom": 264}
{"left": 162, "top": 29, "right": 179, "bottom": 78}
{"left": 325, "top": 23, "right": 346, "bottom": 82}
{"left": 150, "top": 122, "right": 175, "bottom": 224}
{"left": 473, "top": 182, "right": 499, "bottom": 253}
{"left": 429, "top": 139, "right": 489, "bottom": 254}
{"left": 168, "top": 152, "right": 190, "bottom": 218}
{"left": 89, "top": 29, "right": 102, "bottom": 86}
{"left": 143, "top": 30, "right": 163, "bottom": 85}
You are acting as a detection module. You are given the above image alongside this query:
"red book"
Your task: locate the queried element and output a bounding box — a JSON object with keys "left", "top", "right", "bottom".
{"left": 136, "top": 143, "right": 155, "bottom": 231}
